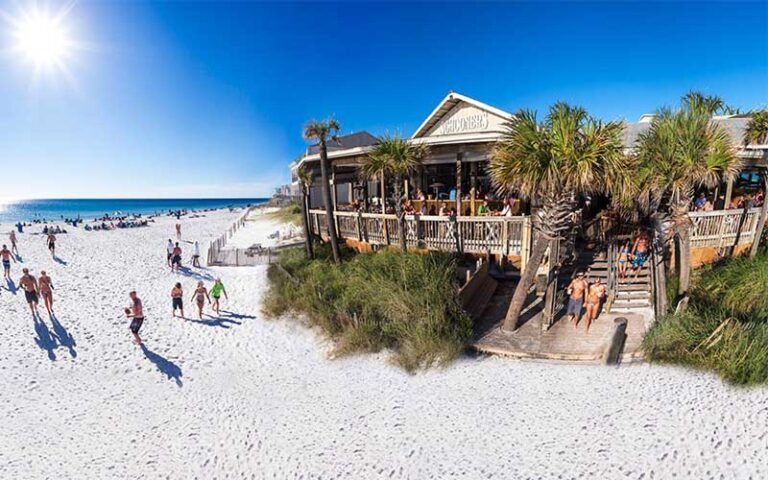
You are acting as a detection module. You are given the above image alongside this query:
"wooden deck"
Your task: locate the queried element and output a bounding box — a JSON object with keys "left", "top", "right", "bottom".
{"left": 471, "top": 282, "right": 653, "bottom": 362}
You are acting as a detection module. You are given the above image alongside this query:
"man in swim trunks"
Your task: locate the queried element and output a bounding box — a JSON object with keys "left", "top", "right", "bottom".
{"left": 46, "top": 232, "right": 57, "bottom": 257}
{"left": 38, "top": 271, "right": 54, "bottom": 315}
{"left": 125, "top": 291, "right": 145, "bottom": 345}
{"left": 1, "top": 244, "right": 16, "bottom": 280}
{"left": 166, "top": 239, "right": 174, "bottom": 267}
{"left": 9, "top": 231, "right": 19, "bottom": 256}
{"left": 565, "top": 271, "right": 588, "bottom": 327}
{"left": 171, "top": 242, "right": 183, "bottom": 272}
{"left": 19, "top": 268, "right": 40, "bottom": 316}
{"left": 631, "top": 231, "right": 650, "bottom": 277}
{"left": 210, "top": 278, "right": 228, "bottom": 316}
{"left": 171, "top": 282, "right": 185, "bottom": 319}
{"left": 584, "top": 278, "right": 607, "bottom": 332}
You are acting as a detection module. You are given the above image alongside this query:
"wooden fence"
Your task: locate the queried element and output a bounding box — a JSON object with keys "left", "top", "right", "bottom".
{"left": 207, "top": 206, "right": 277, "bottom": 266}
{"left": 688, "top": 207, "right": 762, "bottom": 249}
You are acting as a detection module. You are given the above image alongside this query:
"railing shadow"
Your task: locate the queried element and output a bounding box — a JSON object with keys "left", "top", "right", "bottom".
{"left": 187, "top": 314, "right": 242, "bottom": 329}
{"left": 50, "top": 313, "right": 77, "bottom": 358}
{"left": 33, "top": 314, "right": 57, "bottom": 361}
{"left": 177, "top": 266, "right": 215, "bottom": 282}
{"left": 141, "top": 344, "right": 183, "bottom": 387}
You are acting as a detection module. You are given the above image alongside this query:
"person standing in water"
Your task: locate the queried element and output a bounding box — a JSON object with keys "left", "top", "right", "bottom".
{"left": 38, "top": 271, "right": 54, "bottom": 315}
{"left": 1, "top": 244, "right": 16, "bottom": 280}
{"left": 46, "top": 232, "right": 57, "bottom": 257}
{"left": 192, "top": 241, "right": 201, "bottom": 267}
{"left": 125, "top": 291, "right": 145, "bottom": 345}
{"left": 19, "top": 268, "right": 40, "bottom": 316}
{"left": 171, "top": 282, "right": 184, "bottom": 319}
{"left": 9, "top": 231, "right": 19, "bottom": 256}
{"left": 210, "top": 278, "right": 228, "bottom": 316}
{"left": 190, "top": 281, "right": 210, "bottom": 319}
{"left": 166, "top": 239, "right": 174, "bottom": 267}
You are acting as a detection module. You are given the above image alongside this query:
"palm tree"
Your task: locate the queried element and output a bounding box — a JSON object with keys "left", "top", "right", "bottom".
{"left": 745, "top": 110, "right": 768, "bottom": 257}
{"left": 635, "top": 93, "right": 739, "bottom": 309}
{"left": 303, "top": 118, "right": 342, "bottom": 264}
{"left": 297, "top": 164, "right": 314, "bottom": 259}
{"left": 360, "top": 135, "right": 428, "bottom": 253}
{"left": 489, "top": 103, "right": 627, "bottom": 331}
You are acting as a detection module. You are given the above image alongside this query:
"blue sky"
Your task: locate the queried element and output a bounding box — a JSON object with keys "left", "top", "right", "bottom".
{"left": 0, "top": 1, "right": 766, "bottom": 199}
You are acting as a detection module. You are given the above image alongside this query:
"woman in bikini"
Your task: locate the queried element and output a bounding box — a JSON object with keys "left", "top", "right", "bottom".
{"left": 617, "top": 240, "right": 631, "bottom": 279}
{"left": 190, "top": 281, "right": 210, "bottom": 319}
{"left": 38, "top": 270, "right": 54, "bottom": 315}
{"left": 584, "top": 278, "right": 607, "bottom": 332}
{"left": 171, "top": 282, "right": 184, "bottom": 319}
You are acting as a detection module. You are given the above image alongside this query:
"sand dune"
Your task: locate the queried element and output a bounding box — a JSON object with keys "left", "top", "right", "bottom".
{"left": 1, "top": 209, "right": 766, "bottom": 479}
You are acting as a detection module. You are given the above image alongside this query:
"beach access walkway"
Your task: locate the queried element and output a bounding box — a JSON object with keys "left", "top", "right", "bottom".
{"left": 471, "top": 281, "right": 653, "bottom": 362}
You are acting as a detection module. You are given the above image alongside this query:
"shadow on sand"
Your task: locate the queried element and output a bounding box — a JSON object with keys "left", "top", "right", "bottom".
{"left": 4, "top": 278, "right": 17, "bottom": 294}
{"left": 141, "top": 344, "right": 183, "bottom": 387}
{"left": 219, "top": 310, "right": 257, "bottom": 320}
{"left": 15, "top": 254, "right": 23, "bottom": 263}
{"left": 176, "top": 266, "right": 214, "bottom": 282}
{"left": 33, "top": 314, "right": 57, "bottom": 361}
{"left": 50, "top": 313, "right": 77, "bottom": 358}
{"left": 53, "top": 256, "right": 68, "bottom": 266}
{"left": 187, "top": 314, "right": 242, "bottom": 329}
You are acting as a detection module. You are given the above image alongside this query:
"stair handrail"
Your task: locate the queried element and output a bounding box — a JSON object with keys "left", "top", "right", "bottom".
{"left": 605, "top": 236, "right": 617, "bottom": 313}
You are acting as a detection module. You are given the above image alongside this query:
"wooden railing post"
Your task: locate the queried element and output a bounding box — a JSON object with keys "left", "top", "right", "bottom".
{"left": 521, "top": 216, "right": 532, "bottom": 271}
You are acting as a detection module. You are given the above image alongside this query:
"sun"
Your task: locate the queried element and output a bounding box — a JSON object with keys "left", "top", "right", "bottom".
{"left": 15, "top": 11, "right": 70, "bottom": 66}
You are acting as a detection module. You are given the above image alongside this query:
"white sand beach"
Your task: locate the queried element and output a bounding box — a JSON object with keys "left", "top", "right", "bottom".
{"left": 1, "top": 209, "right": 767, "bottom": 479}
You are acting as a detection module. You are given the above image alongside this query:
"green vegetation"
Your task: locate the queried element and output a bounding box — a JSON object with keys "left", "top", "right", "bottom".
{"left": 644, "top": 252, "right": 768, "bottom": 385}
{"left": 263, "top": 245, "right": 473, "bottom": 372}
{"left": 268, "top": 200, "right": 302, "bottom": 225}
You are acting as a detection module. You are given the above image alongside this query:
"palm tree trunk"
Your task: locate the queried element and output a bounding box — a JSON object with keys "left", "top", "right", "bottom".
{"left": 502, "top": 230, "right": 548, "bottom": 331}
{"left": 750, "top": 175, "right": 768, "bottom": 257}
{"left": 676, "top": 226, "right": 691, "bottom": 310}
{"left": 300, "top": 185, "right": 314, "bottom": 259}
{"left": 651, "top": 217, "right": 669, "bottom": 318}
{"left": 319, "top": 140, "right": 341, "bottom": 263}
{"left": 394, "top": 174, "right": 407, "bottom": 253}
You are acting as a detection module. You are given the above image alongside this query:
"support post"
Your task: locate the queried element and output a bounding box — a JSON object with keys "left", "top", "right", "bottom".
{"left": 381, "top": 172, "right": 389, "bottom": 245}
{"left": 750, "top": 173, "right": 768, "bottom": 257}
{"left": 724, "top": 176, "right": 734, "bottom": 210}
{"left": 456, "top": 151, "right": 463, "bottom": 217}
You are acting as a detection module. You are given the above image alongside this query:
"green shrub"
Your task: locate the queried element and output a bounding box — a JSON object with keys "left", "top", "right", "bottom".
{"left": 263, "top": 246, "right": 472, "bottom": 371}
{"left": 644, "top": 252, "right": 768, "bottom": 386}
{"left": 268, "top": 201, "right": 303, "bottom": 225}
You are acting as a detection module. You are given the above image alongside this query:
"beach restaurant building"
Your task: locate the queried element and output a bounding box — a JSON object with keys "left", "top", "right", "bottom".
{"left": 291, "top": 92, "right": 768, "bottom": 267}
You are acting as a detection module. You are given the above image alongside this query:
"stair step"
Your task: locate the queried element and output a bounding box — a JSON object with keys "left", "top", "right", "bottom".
{"left": 616, "top": 290, "right": 651, "bottom": 299}
{"left": 617, "top": 283, "right": 651, "bottom": 292}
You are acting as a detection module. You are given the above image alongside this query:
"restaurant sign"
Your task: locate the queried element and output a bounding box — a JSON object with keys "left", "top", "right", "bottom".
{"left": 430, "top": 103, "right": 501, "bottom": 137}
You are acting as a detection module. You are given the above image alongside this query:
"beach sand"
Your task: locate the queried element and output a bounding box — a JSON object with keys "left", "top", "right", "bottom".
{"left": 1, "top": 209, "right": 767, "bottom": 479}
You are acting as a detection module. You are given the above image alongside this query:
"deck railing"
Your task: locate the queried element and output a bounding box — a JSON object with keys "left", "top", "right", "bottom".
{"left": 688, "top": 207, "right": 761, "bottom": 249}
{"left": 308, "top": 209, "right": 532, "bottom": 260}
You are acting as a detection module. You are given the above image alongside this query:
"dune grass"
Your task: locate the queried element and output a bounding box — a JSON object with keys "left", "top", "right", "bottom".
{"left": 263, "top": 245, "right": 473, "bottom": 372}
{"left": 644, "top": 251, "right": 768, "bottom": 386}
{"left": 268, "top": 200, "right": 302, "bottom": 225}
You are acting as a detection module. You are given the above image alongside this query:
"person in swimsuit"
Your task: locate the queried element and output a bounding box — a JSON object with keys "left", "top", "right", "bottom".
{"left": 631, "top": 231, "right": 650, "bottom": 277}
{"left": 125, "top": 291, "right": 145, "bottom": 345}
{"left": 171, "top": 242, "right": 182, "bottom": 272}
{"left": 565, "top": 272, "right": 588, "bottom": 327}
{"left": 46, "top": 233, "right": 57, "bottom": 257}
{"left": 190, "top": 281, "right": 210, "bottom": 319}
{"left": 584, "top": 278, "right": 607, "bottom": 332}
{"left": 19, "top": 268, "right": 40, "bottom": 316}
{"left": 9, "top": 231, "right": 19, "bottom": 256}
{"left": 192, "top": 241, "right": 201, "bottom": 268}
{"left": 1, "top": 244, "right": 16, "bottom": 280}
{"left": 210, "top": 278, "right": 228, "bottom": 316}
{"left": 38, "top": 271, "right": 54, "bottom": 315}
{"left": 166, "top": 239, "right": 174, "bottom": 267}
{"left": 617, "top": 240, "right": 631, "bottom": 279}
{"left": 171, "top": 282, "right": 185, "bottom": 319}
{"left": 175, "top": 223, "right": 182, "bottom": 240}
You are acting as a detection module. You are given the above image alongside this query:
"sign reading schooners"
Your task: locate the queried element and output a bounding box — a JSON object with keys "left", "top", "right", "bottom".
{"left": 437, "top": 110, "right": 490, "bottom": 135}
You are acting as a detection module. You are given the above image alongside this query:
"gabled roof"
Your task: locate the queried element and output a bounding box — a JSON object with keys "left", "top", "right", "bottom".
{"left": 307, "top": 131, "right": 379, "bottom": 155}
{"left": 411, "top": 91, "right": 514, "bottom": 139}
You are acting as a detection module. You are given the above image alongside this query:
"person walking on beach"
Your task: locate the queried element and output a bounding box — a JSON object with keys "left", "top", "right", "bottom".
{"left": 46, "top": 232, "right": 57, "bottom": 257}
{"left": 171, "top": 282, "right": 185, "bottom": 319}
{"left": 171, "top": 242, "right": 182, "bottom": 272}
{"left": 19, "top": 268, "right": 40, "bottom": 316}
{"left": 565, "top": 272, "right": 588, "bottom": 327}
{"left": 192, "top": 241, "right": 201, "bottom": 267}
{"left": 124, "top": 291, "right": 145, "bottom": 345}
{"left": 38, "top": 271, "right": 54, "bottom": 315}
{"left": 166, "top": 239, "right": 174, "bottom": 267}
{"left": 9, "top": 231, "right": 19, "bottom": 256}
{"left": 584, "top": 278, "right": 607, "bottom": 332}
{"left": 175, "top": 223, "right": 182, "bottom": 240}
{"left": 1, "top": 244, "right": 16, "bottom": 280}
{"left": 210, "top": 278, "right": 228, "bottom": 315}
{"left": 191, "top": 281, "right": 210, "bottom": 319}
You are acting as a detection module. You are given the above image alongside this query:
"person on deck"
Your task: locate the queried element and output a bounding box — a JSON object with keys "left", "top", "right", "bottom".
{"left": 631, "top": 231, "right": 650, "bottom": 277}
{"left": 565, "top": 272, "right": 588, "bottom": 327}
{"left": 617, "top": 241, "right": 631, "bottom": 279}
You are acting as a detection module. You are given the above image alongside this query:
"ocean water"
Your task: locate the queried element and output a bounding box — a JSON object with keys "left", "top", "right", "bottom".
{"left": 0, "top": 198, "right": 268, "bottom": 223}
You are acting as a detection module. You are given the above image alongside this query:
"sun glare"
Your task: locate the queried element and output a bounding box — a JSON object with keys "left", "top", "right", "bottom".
{"left": 15, "top": 12, "right": 70, "bottom": 66}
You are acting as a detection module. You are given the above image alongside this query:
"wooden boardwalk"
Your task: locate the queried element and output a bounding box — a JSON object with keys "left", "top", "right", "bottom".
{"left": 471, "top": 282, "right": 652, "bottom": 362}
